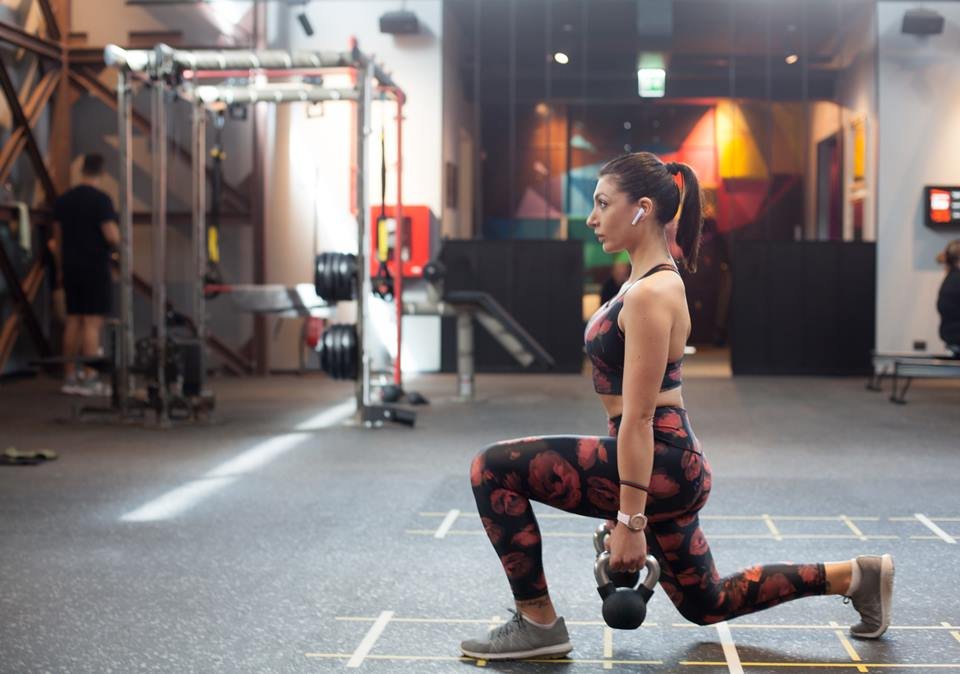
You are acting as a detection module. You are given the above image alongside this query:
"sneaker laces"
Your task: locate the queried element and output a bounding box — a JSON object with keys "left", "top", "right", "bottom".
{"left": 490, "top": 610, "right": 526, "bottom": 648}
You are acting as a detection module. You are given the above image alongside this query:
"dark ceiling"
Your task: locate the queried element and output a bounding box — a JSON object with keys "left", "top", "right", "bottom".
{"left": 449, "top": 0, "right": 875, "bottom": 102}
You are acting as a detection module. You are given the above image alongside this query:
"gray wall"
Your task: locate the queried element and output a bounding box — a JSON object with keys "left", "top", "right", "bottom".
{"left": 876, "top": 1, "right": 960, "bottom": 354}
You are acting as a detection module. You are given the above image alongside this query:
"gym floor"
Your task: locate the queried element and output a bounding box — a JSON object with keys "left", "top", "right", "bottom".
{"left": 2, "top": 351, "right": 959, "bottom": 673}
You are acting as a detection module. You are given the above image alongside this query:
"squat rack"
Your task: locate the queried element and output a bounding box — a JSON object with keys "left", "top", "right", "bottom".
{"left": 104, "top": 42, "right": 407, "bottom": 425}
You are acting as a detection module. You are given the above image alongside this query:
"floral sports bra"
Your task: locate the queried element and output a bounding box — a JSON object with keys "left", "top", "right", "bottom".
{"left": 584, "top": 263, "right": 683, "bottom": 395}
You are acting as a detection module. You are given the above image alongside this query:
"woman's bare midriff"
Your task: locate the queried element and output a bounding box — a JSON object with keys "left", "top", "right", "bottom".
{"left": 598, "top": 387, "right": 685, "bottom": 420}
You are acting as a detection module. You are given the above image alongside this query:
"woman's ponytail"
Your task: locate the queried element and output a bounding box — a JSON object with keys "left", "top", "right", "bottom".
{"left": 672, "top": 163, "right": 704, "bottom": 273}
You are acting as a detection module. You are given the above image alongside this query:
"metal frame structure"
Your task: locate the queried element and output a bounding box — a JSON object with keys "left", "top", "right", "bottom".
{"left": 0, "top": 1, "right": 64, "bottom": 372}
{"left": 0, "top": 2, "right": 251, "bottom": 378}
{"left": 0, "top": 8, "right": 408, "bottom": 424}
{"left": 105, "top": 43, "right": 405, "bottom": 425}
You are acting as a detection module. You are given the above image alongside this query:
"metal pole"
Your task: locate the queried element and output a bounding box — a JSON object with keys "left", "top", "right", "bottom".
{"left": 355, "top": 62, "right": 373, "bottom": 417}
{"left": 117, "top": 69, "right": 134, "bottom": 414}
{"left": 192, "top": 101, "right": 206, "bottom": 343}
{"left": 392, "top": 92, "right": 404, "bottom": 388}
{"left": 457, "top": 310, "right": 474, "bottom": 400}
{"left": 472, "top": 0, "right": 483, "bottom": 237}
{"left": 151, "top": 82, "right": 168, "bottom": 423}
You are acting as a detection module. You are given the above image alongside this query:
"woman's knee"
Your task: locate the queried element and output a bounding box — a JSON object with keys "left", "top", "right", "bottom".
{"left": 675, "top": 592, "right": 727, "bottom": 626}
{"left": 677, "top": 605, "right": 721, "bottom": 626}
{"left": 470, "top": 449, "right": 488, "bottom": 487}
{"left": 470, "top": 438, "right": 529, "bottom": 480}
{"left": 661, "top": 580, "right": 724, "bottom": 626}
{"left": 470, "top": 443, "right": 508, "bottom": 487}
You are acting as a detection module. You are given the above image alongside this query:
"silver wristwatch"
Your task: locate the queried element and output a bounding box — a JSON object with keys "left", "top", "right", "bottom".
{"left": 617, "top": 510, "right": 648, "bottom": 532}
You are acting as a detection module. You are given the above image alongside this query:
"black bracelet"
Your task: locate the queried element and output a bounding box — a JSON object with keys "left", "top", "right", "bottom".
{"left": 620, "top": 479, "right": 649, "bottom": 493}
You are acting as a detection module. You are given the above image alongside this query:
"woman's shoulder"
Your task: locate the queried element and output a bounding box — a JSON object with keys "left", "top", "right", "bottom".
{"left": 622, "top": 269, "right": 684, "bottom": 304}
{"left": 619, "top": 273, "right": 684, "bottom": 330}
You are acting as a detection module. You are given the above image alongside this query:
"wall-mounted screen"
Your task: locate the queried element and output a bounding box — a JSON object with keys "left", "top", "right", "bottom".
{"left": 925, "top": 186, "right": 960, "bottom": 228}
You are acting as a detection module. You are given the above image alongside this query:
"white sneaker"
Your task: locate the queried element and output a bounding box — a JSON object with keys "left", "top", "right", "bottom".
{"left": 75, "top": 378, "right": 110, "bottom": 397}
{"left": 60, "top": 379, "right": 82, "bottom": 395}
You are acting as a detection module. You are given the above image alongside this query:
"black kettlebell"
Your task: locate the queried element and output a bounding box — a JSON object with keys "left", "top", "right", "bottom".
{"left": 595, "top": 551, "right": 660, "bottom": 630}
{"left": 593, "top": 523, "right": 642, "bottom": 588}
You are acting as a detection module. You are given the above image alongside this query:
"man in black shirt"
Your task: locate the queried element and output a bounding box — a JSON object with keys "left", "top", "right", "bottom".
{"left": 53, "top": 154, "right": 120, "bottom": 395}
{"left": 936, "top": 239, "right": 960, "bottom": 357}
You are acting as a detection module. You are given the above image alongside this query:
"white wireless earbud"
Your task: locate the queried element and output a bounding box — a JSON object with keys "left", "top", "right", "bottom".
{"left": 631, "top": 207, "right": 645, "bottom": 225}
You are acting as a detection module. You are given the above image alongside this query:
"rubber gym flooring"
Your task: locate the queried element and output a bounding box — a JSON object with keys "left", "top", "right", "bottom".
{"left": 2, "top": 350, "right": 959, "bottom": 673}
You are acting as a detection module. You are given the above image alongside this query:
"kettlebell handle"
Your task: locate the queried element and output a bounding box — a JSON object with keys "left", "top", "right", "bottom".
{"left": 594, "top": 551, "right": 660, "bottom": 592}
{"left": 593, "top": 522, "right": 613, "bottom": 555}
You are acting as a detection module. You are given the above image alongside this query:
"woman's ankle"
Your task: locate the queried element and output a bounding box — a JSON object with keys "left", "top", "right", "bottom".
{"left": 516, "top": 595, "right": 557, "bottom": 625}
{"left": 824, "top": 560, "right": 853, "bottom": 596}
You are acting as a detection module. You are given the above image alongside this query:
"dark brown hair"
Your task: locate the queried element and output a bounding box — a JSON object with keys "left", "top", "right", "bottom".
{"left": 81, "top": 153, "right": 104, "bottom": 177}
{"left": 941, "top": 240, "right": 960, "bottom": 267}
{"left": 598, "top": 152, "right": 704, "bottom": 273}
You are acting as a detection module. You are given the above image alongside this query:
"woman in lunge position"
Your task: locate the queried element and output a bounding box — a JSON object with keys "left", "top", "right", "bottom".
{"left": 461, "top": 152, "right": 894, "bottom": 661}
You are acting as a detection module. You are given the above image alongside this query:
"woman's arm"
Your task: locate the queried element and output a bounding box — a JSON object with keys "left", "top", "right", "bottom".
{"left": 618, "top": 281, "right": 675, "bottom": 515}
{"left": 607, "top": 280, "right": 676, "bottom": 571}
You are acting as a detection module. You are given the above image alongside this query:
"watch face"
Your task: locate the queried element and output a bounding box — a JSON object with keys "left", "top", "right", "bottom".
{"left": 630, "top": 515, "right": 647, "bottom": 530}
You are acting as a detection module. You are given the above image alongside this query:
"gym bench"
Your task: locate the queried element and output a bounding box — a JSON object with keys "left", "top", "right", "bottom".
{"left": 868, "top": 351, "right": 960, "bottom": 404}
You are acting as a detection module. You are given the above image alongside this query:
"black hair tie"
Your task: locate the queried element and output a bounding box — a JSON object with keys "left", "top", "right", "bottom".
{"left": 665, "top": 161, "right": 680, "bottom": 175}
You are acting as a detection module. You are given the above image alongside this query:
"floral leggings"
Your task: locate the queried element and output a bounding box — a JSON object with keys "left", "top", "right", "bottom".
{"left": 469, "top": 407, "right": 827, "bottom": 625}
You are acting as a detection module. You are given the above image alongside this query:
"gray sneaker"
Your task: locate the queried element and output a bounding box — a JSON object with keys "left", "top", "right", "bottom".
{"left": 846, "top": 554, "right": 894, "bottom": 639}
{"left": 460, "top": 610, "right": 572, "bottom": 661}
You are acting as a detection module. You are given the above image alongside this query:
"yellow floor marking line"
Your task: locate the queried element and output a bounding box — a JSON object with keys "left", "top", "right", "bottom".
{"left": 337, "top": 616, "right": 496, "bottom": 624}
{"left": 890, "top": 516, "right": 960, "bottom": 522}
{"left": 681, "top": 663, "right": 960, "bottom": 669}
{"left": 307, "top": 653, "right": 482, "bottom": 662}
{"left": 762, "top": 514, "right": 783, "bottom": 541}
{"left": 943, "top": 622, "right": 960, "bottom": 644}
{"left": 716, "top": 621, "right": 745, "bottom": 674}
{"left": 419, "top": 512, "right": 579, "bottom": 519}
{"left": 406, "top": 529, "right": 898, "bottom": 540}
{"left": 915, "top": 513, "right": 958, "bottom": 544}
{"left": 420, "top": 512, "right": 887, "bottom": 521}
{"left": 830, "top": 620, "right": 867, "bottom": 673}
{"left": 603, "top": 626, "right": 614, "bottom": 670}
{"left": 336, "top": 615, "right": 657, "bottom": 627}
{"left": 673, "top": 622, "right": 957, "bottom": 631}
{"left": 345, "top": 610, "right": 393, "bottom": 668}
{"left": 768, "top": 516, "right": 880, "bottom": 522}
{"left": 839, "top": 515, "right": 868, "bottom": 541}
{"left": 336, "top": 615, "right": 954, "bottom": 632}
{"left": 307, "top": 653, "right": 663, "bottom": 665}
{"left": 406, "top": 529, "right": 486, "bottom": 536}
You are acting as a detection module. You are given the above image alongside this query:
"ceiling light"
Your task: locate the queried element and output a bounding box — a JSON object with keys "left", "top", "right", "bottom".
{"left": 785, "top": 54, "right": 799, "bottom": 65}
{"left": 554, "top": 52, "right": 569, "bottom": 65}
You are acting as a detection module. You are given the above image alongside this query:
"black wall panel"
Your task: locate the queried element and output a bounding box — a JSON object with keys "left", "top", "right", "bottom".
{"left": 439, "top": 240, "right": 584, "bottom": 373}
{"left": 731, "top": 242, "right": 875, "bottom": 375}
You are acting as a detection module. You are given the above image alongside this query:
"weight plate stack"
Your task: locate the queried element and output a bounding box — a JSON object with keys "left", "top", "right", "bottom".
{"left": 314, "top": 252, "right": 358, "bottom": 303}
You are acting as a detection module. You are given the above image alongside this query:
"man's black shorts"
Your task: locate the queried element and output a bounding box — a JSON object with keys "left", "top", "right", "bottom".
{"left": 63, "top": 267, "right": 112, "bottom": 316}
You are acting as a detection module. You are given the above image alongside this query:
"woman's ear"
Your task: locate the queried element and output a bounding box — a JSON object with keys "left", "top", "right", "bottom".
{"left": 637, "top": 197, "right": 654, "bottom": 221}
